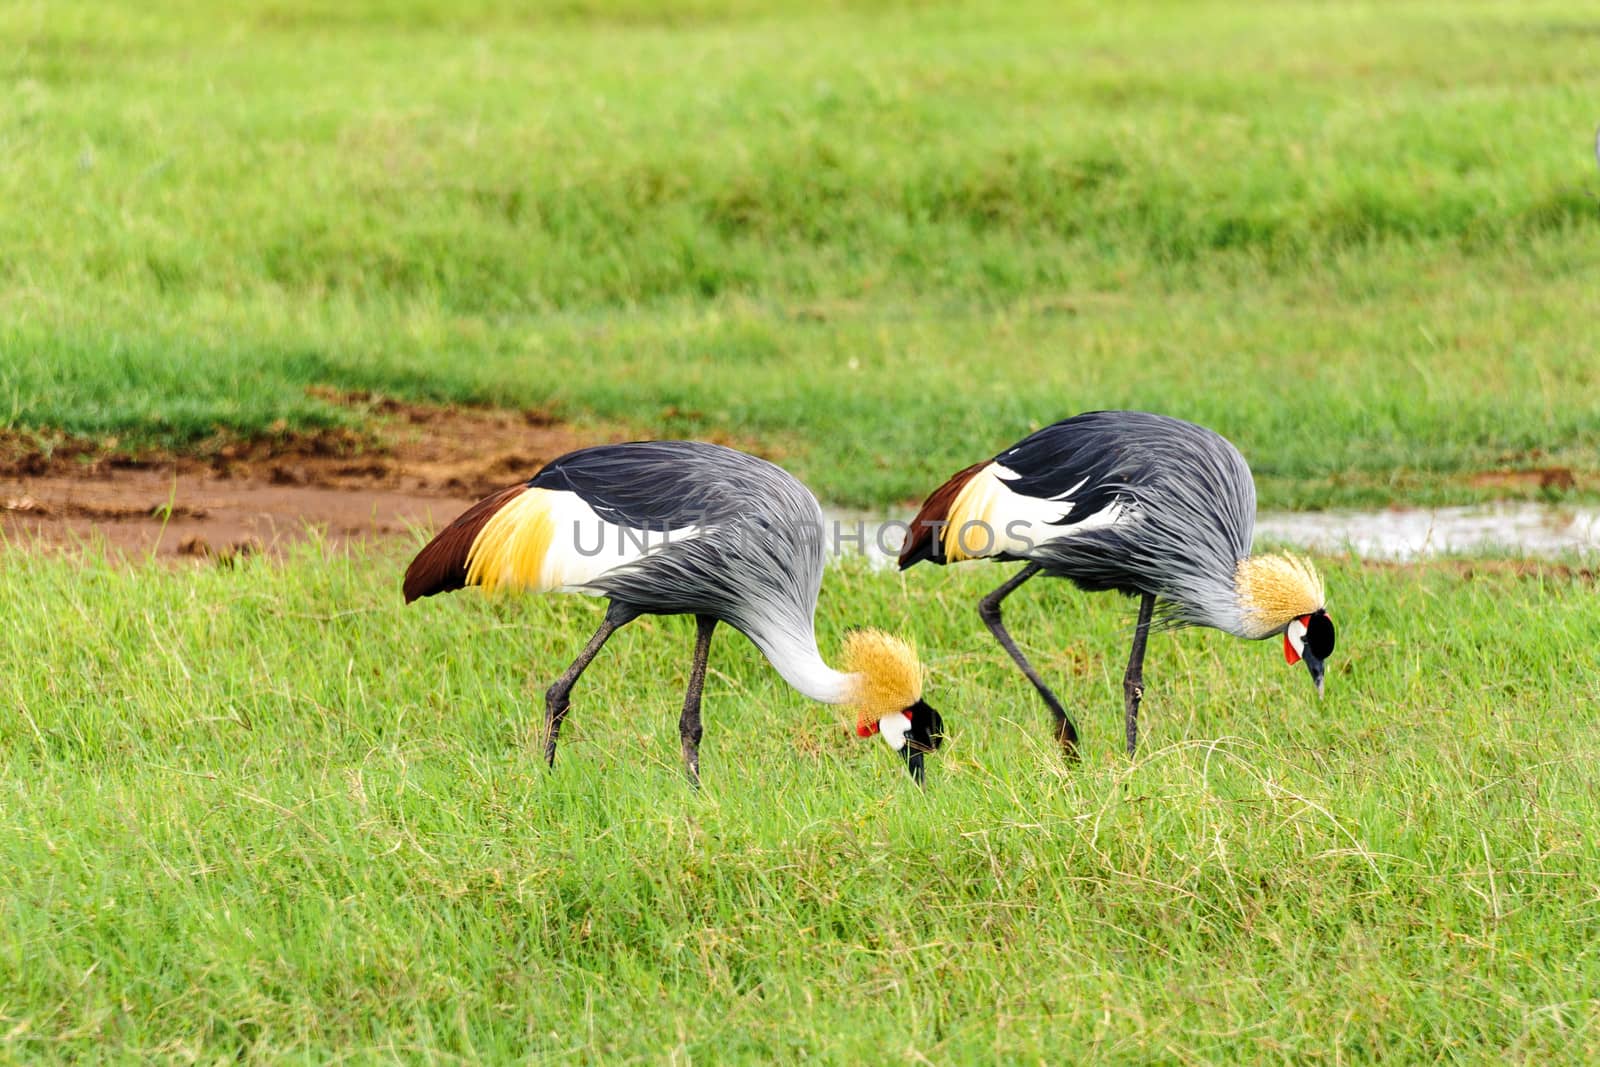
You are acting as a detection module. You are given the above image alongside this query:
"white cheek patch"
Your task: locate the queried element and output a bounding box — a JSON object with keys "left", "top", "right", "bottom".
{"left": 878, "top": 712, "right": 912, "bottom": 752}
{"left": 1286, "top": 617, "right": 1307, "bottom": 658}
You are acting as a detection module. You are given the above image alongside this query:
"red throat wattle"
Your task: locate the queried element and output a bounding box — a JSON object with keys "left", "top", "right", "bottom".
{"left": 1283, "top": 614, "right": 1310, "bottom": 665}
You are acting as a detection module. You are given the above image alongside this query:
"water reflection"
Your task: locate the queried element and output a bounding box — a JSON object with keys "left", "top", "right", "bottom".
{"left": 1254, "top": 503, "right": 1600, "bottom": 560}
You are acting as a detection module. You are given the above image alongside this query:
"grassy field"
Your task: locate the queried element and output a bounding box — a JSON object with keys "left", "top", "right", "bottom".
{"left": 2, "top": 547, "right": 1599, "bottom": 1060}
{"left": 4, "top": 0, "right": 1600, "bottom": 506}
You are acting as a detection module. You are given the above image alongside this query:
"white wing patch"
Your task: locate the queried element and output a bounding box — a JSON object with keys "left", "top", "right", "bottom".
{"left": 944, "top": 462, "right": 1131, "bottom": 560}
{"left": 538, "top": 490, "right": 700, "bottom": 593}
{"left": 1048, "top": 476, "right": 1088, "bottom": 502}
{"left": 468, "top": 487, "right": 702, "bottom": 597}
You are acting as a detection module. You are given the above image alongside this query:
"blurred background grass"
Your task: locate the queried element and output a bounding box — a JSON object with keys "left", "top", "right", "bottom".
{"left": 4, "top": 0, "right": 1598, "bottom": 505}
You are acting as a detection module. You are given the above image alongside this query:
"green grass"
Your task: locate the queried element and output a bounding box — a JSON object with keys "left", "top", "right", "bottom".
{"left": 4, "top": 0, "right": 1600, "bottom": 505}
{"left": 2, "top": 544, "right": 1599, "bottom": 1060}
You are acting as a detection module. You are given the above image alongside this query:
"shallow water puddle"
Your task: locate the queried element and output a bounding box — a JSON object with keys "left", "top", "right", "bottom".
{"left": 1254, "top": 502, "right": 1600, "bottom": 560}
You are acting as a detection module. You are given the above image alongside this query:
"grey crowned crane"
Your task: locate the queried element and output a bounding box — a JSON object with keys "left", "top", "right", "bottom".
{"left": 898, "top": 410, "right": 1334, "bottom": 758}
{"left": 404, "top": 441, "right": 945, "bottom": 784}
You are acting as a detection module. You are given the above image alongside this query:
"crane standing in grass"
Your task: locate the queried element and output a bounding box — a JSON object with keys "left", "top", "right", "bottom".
{"left": 898, "top": 410, "right": 1334, "bottom": 757}
{"left": 404, "top": 441, "right": 945, "bottom": 784}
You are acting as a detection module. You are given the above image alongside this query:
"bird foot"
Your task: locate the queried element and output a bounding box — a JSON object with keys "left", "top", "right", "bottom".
{"left": 1051, "top": 714, "right": 1081, "bottom": 763}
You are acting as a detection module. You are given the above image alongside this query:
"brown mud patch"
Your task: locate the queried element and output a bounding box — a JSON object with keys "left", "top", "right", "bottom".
{"left": 0, "top": 394, "right": 637, "bottom": 561}
{"left": 1466, "top": 467, "right": 1578, "bottom": 494}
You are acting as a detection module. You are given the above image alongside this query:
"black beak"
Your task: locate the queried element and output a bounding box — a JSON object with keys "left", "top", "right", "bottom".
{"left": 1303, "top": 651, "right": 1326, "bottom": 698}
{"left": 899, "top": 701, "right": 946, "bottom": 785}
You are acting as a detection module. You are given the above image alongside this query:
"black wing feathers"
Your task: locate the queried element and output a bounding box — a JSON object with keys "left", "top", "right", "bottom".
{"left": 995, "top": 413, "right": 1134, "bottom": 528}
{"left": 529, "top": 441, "right": 738, "bottom": 530}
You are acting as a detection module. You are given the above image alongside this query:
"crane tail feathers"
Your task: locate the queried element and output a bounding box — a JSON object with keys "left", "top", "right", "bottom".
{"left": 897, "top": 460, "right": 990, "bottom": 570}
{"left": 403, "top": 485, "right": 529, "bottom": 603}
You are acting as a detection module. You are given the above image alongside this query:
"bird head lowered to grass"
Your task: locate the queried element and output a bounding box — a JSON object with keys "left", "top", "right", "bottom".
{"left": 402, "top": 440, "right": 946, "bottom": 785}
{"left": 841, "top": 629, "right": 945, "bottom": 781}
{"left": 1234, "top": 551, "right": 1337, "bottom": 696}
{"left": 898, "top": 410, "right": 1337, "bottom": 759}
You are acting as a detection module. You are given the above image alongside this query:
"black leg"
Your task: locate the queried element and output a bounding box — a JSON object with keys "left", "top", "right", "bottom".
{"left": 1124, "top": 592, "right": 1156, "bottom": 757}
{"left": 544, "top": 600, "right": 638, "bottom": 768}
{"left": 679, "top": 614, "right": 717, "bottom": 786}
{"left": 978, "top": 563, "right": 1079, "bottom": 758}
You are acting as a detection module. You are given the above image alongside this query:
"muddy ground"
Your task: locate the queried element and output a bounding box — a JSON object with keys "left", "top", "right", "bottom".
{"left": 2, "top": 395, "right": 1591, "bottom": 571}
{"left": 0, "top": 397, "right": 626, "bottom": 562}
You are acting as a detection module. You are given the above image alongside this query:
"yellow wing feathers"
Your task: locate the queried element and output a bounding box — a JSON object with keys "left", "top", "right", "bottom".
{"left": 942, "top": 465, "right": 1004, "bottom": 562}
{"left": 465, "top": 488, "right": 559, "bottom": 594}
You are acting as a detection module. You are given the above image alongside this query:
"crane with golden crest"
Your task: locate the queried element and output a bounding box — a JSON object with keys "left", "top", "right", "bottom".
{"left": 899, "top": 411, "right": 1335, "bottom": 758}
{"left": 404, "top": 441, "right": 945, "bottom": 784}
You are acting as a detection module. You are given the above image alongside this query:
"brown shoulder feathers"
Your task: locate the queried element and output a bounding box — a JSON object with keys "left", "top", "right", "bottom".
{"left": 897, "top": 459, "right": 990, "bottom": 570}
{"left": 402, "top": 485, "right": 527, "bottom": 603}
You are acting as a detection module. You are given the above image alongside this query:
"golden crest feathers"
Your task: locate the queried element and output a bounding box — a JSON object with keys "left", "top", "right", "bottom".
{"left": 842, "top": 629, "right": 923, "bottom": 733}
{"left": 1235, "top": 552, "right": 1325, "bottom": 636}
